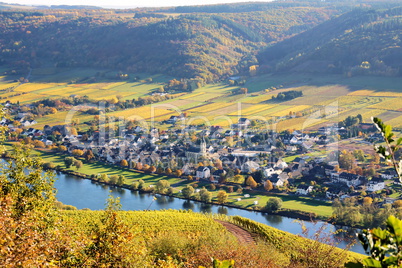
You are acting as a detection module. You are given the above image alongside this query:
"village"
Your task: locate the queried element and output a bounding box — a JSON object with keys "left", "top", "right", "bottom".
{"left": 2, "top": 99, "right": 399, "bottom": 212}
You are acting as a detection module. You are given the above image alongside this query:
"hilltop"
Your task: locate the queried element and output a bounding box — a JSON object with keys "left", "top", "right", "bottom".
{"left": 258, "top": 7, "right": 402, "bottom": 76}
{"left": 0, "top": 1, "right": 355, "bottom": 83}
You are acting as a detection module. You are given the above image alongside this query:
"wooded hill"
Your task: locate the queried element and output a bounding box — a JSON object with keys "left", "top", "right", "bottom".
{"left": 258, "top": 6, "right": 402, "bottom": 76}
{"left": 0, "top": 0, "right": 401, "bottom": 83}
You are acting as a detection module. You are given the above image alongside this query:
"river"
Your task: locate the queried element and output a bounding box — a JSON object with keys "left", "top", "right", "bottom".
{"left": 54, "top": 172, "right": 364, "bottom": 254}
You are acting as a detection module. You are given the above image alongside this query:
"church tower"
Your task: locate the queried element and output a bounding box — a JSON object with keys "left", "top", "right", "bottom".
{"left": 200, "top": 137, "right": 207, "bottom": 157}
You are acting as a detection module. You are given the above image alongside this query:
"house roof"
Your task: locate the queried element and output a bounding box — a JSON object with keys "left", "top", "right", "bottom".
{"left": 197, "top": 166, "right": 209, "bottom": 172}
{"left": 297, "top": 185, "right": 312, "bottom": 190}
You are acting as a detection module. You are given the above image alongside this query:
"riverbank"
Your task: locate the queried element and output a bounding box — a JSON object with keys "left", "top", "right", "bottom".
{"left": 4, "top": 142, "right": 333, "bottom": 220}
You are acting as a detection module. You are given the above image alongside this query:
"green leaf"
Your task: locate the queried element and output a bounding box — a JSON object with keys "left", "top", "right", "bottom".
{"left": 386, "top": 216, "right": 402, "bottom": 244}
{"left": 362, "top": 258, "right": 382, "bottom": 267}
{"left": 371, "top": 228, "right": 388, "bottom": 240}
{"left": 383, "top": 256, "right": 399, "bottom": 266}
{"left": 344, "top": 261, "right": 364, "bottom": 268}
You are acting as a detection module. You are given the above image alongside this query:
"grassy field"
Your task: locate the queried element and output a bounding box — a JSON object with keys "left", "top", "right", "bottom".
{"left": 29, "top": 149, "right": 183, "bottom": 187}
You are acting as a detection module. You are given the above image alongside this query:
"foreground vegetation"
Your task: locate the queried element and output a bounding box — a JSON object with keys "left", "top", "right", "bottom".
{"left": 0, "top": 146, "right": 363, "bottom": 267}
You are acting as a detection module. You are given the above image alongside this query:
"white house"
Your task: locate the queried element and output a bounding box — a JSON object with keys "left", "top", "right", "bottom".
{"left": 366, "top": 177, "right": 385, "bottom": 192}
{"left": 274, "top": 159, "right": 288, "bottom": 170}
{"left": 263, "top": 167, "right": 282, "bottom": 178}
{"left": 286, "top": 145, "right": 298, "bottom": 152}
{"left": 238, "top": 118, "right": 251, "bottom": 128}
{"left": 331, "top": 172, "right": 364, "bottom": 187}
{"left": 196, "top": 166, "right": 210, "bottom": 179}
{"left": 296, "top": 185, "right": 314, "bottom": 195}
{"left": 272, "top": 173, "right": 289, "bottom": 187}
{"left": 241, "top": 161, "right": 260, "bottom": 173}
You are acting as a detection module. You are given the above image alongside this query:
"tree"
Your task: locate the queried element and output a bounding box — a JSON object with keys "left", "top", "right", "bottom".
{"left": 135, "top": 162, "right": 143, "bottom": 170}
{"left": 72, "top": 149, "right": 84, "bottom": 157}
{"left": 393, "top": 200, "right": 402, "bottom": 208}
{"left": 353, "top": 149, "right": 366, "bottom": 162}
{"left": 84, "top": 149, "right": 95, "bottom": 162}
{"left": 138, "top": 179, "right": 145, "bottom": 190}
{"left": 339, "top": 150, "right": 356, "bottom": 170}
{"left": 265, "top": 197, "right": 282, "bottom": 212}
{"left": 155, "top": 180, "right": 170, "bottom": 194}
{"left": 246, "top": 176, "right": 258, "bottom": 189}
{"left": 200, "top": 188, "right": 212, "bottom": 203}
{"left": 264, "top": 180, "right": 273, "bottom": 191}
{"left": 64, "top": 156, "right": 75, "bottom": 169}
{"left": 217, "top": 190, "right": 228, "bottom": 204}
{"left": 99, "top": 174, "right": 109, "bottom": 183}
{"left": 73, "top": 159, "right": 83, "bottom": 170}
{"left": 182, "top": 185, "right": 194, "bottom": 199}
{"left": 32, "top": 140, "right": 45, "bottom": 148}
{"left": 82, "top": 195, "right": 147, "bottom": 267}
{"left": 148, "top": 166, "right": 156, "bottom": 173}
{"left": 58, "top": 145, "right": 67, "bottom": 152}
{"left": 69, "top": 127, "right": 78, "bottom": 136}
{"left": 120, "top": 159, "right": 128, "bottom": 167}
{"left": 362, "top": 197, "right": 373, "bottom": 206}
{"left": 109, "top": 175, "right": 118, "bottom": 184}
{"left": 233, "top": 174, "right": 243, "bottom": 183}
{"left": 0, "top": 144, "right": 62, "bottom": 266}
{"left": 175, "top": 169, "right": 183, "bottom": 177}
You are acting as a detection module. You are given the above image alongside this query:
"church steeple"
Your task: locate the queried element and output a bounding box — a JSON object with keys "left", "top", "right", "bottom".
{"left": 200, "top": 136, "right": 206, "bottom": 156}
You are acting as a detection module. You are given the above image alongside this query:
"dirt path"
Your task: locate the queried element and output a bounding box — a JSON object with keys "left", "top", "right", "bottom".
{"left": 215, "top": 220, "right": 255, "bottom": 244}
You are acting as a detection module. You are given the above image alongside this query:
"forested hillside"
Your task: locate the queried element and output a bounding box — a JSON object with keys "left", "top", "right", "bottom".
{"left": 0, "top": 2, "right": 346, "bottom": 83}
{"left": 1, "top": 1, "right": 402, "bottom": 83}
{"left": 258, "top": 7, "right": 402, "bottom": 76}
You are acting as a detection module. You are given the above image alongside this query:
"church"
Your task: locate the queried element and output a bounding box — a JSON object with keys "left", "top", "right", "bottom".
{"left": 185, "top": 139, "right": 207, "bottom": 162}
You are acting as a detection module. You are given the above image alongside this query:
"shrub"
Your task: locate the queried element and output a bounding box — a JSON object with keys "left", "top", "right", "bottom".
{"left": 265, "top": 197, "right": 282, "bottom": 212}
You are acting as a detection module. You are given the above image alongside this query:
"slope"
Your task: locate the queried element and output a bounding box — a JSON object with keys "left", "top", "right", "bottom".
{"left": 258, "top": 6, "right": 402, "bottom": 76}
{"left": 0, "top": 5, "right": 343, "bottom": 83}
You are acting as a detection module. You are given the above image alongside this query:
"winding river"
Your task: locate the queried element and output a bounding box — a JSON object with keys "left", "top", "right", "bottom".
{"left": 54, "top": 172, "right": 364, "bottom": 254}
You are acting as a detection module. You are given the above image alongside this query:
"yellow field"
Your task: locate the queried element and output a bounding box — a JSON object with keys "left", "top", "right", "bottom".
{"left": 86, "top": 82, "right": 127, "bottom": 90}
{"left": 7, "top": 93, "right": 45, "bottom": 103}
{"left": 180, "top": 92, "right": 205, "bottom": 100}
{"left": 242, "top": 94, "right": 275, "bottom": 104}
{"left": 14, "top": 83, "right": 60, "bottom": 92}
{"left": 270, "top": 105, "right": 311, "bottom": 117}
{"left": 372, "top": 92, "right": 402, "bottom": 97}
{"left": 368, "top": 98, "right": 402, "bottom": 111}
{"left": 90, "top": 90, "right": 135, "bottom": 100}
{"left": 109, "top": 106, "right": 174, "bottom": 120}
{"left": 0, "top": 82, "right": 19, "bottom": 90}
{"left": 185, "top": 114, "right": 218, "bottom": 126}
{"left": 336, "top": 96, "right": 366, "bottom": 106}
{"left": 348, "top": 90, "right": 375, "bottom": 96}
{"left": 385, "top": 115, "right": 402, "bottom": 127}
{"left": 228, "top": 104, "right": 275, "bottom": 116}
{"left": 188, "top": 102, "right": 233, "bottom": 113}
{"left": 275, "top": 118, "right": 326, "bottom": 132}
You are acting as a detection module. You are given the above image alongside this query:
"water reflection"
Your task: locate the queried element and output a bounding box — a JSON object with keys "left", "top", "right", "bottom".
{"left": 183, "top": 200, "right": 194, "bottom": 210}
{"left": 156, "top": 195, "right": 168, "bottom": 205}
{"left": 263, "top": 213, "right": 283, "bottom": 225}
{"left": 218, "top": 206, "right": 228, "bottom": 215}
{"left": 200, "top": 204, "right": 212, "bottom": 214}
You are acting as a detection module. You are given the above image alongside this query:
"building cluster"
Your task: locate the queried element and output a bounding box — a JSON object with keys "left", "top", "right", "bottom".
{"left": 2, "top": 111, "right": 398, "bottom": 202}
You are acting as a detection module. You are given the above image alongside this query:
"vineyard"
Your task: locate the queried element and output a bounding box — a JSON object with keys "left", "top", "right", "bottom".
{"left": 221, "top": 215, "right": 364, "bottom": 264}
{"left": 62, "top": 209, "right": 228, "bottom": 234}
{"left": 0, "top": 67, "right": 402, "bottom": 132}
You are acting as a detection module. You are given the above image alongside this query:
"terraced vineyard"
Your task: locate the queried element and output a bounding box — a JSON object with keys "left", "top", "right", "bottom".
{"left": 1, "top": 69, "right": 402, "bottom": 132}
